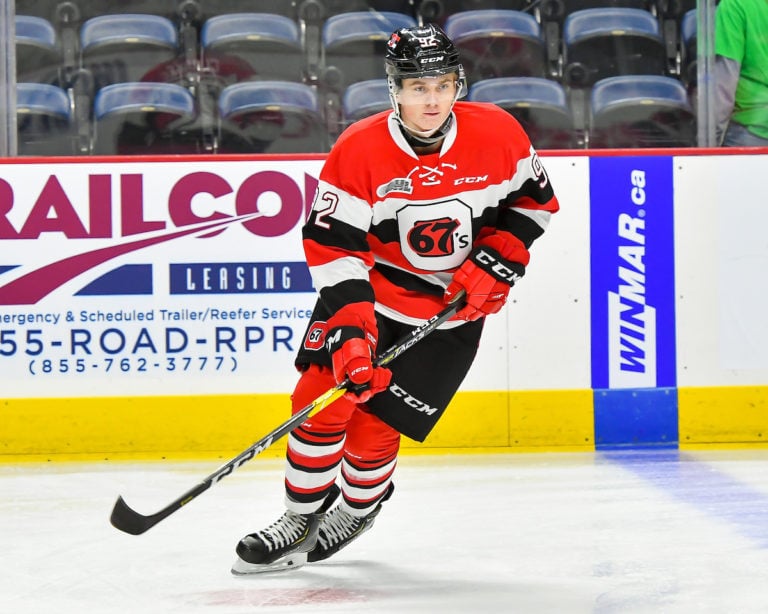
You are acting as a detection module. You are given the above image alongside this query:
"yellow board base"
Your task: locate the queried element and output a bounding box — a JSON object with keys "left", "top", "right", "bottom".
{"left": 678, "top": 386, "right": 768, "bottom": 445}
{"left": 1, "top": 389, "right": 594, "bottom": 462}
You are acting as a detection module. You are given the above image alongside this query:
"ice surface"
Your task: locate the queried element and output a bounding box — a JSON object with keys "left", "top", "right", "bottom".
{"left": 2, "top": 449, "right": 768, "bottom": 613}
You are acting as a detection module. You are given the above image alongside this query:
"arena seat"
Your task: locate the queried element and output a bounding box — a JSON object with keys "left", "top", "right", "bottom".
{"left": 92, "top": 82, "right": 199, "bottom": 154}
{"left": 537, "top": 0, "right": 655, "bottom": 70}
{"left": 218, "top": 81, "right": 329, "bottom": 153}
{"left": 322, "top": 11, "right": 417, "bottom": 87}
{"left": 443, "top": 10, "right": 547, "bottom": 83}
{"left": 588, "top": 75, "right": 695, "bottom": 147}
{"left": 562, "top": 8, "right": 667, "bottom": 87}
{"left": 680, "top": 9, "right": 697, "bottom": 89}
{"left": 342, "top": 79, "right": 391, "bottom": 124}
{"left": 80, "top": 14, "right": 180, "bottom": 91}
{"left": 201, "top": 13, "right": 304, "bottom": 82}
{"left": 16, "top": 83, "right": 73, "bottom": 156}
{"left": 15, "top": 15, "right": 62, "bottom": 83}
{"left": 468, "top": 77, "right": 575, "bottom": 148}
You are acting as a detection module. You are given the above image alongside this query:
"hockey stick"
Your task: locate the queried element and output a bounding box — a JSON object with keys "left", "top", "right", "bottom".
{"left": 110, "top": 292, "right": 465, "bottom": 535}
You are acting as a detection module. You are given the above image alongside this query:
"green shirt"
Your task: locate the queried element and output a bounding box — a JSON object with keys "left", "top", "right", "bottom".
{"left": 716, "top": 0, "right": 768, "bottom": 139}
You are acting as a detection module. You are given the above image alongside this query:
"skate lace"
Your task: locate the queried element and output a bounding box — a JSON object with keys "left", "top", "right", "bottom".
{"left": 256, "top": 511, "right": 307, "bottom": 552}
{"left": 319, "top": 507, "right": 363, "bottom": 548}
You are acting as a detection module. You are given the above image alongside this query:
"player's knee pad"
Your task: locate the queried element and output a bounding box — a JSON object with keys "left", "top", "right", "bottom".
{"left": 344, "top": 409, "right": 401, "bottom": 461}
{"left": 291, "top": 364, "right": 358, "bottom": 429}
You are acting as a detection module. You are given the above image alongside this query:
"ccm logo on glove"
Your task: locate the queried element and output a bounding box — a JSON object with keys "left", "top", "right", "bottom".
{"left": 475, "top": 248, "right": 524, "bottom": 285}
{"left": 445, "top": 242, "right": 526, "bottom": 321}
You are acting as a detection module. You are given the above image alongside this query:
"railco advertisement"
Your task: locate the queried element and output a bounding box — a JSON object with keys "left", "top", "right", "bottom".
{"left": 0, "top": 158, "right": 323, "bottom": 398}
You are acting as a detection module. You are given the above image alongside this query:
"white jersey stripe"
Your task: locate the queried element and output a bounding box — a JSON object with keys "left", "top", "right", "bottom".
{"left": 317, "top": 179, "right": 372, "bottom": 231}
{"left": 309, "top": 256, "right": 370, "bottom": 291}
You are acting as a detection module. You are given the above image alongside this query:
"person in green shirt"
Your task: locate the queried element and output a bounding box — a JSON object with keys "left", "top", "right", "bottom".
{"left": 715, "top": 0, "right": 768, "bottom": 146}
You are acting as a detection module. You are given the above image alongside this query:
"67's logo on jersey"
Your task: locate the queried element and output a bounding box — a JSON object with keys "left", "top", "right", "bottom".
{"left": 408, "top": 217, "right": 467, "bottom": 257}
{"left": 397, "top": 200, "right": 472, "bottom": 271}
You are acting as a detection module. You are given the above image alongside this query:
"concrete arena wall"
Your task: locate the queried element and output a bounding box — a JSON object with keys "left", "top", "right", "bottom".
{"left": 0, "top": 150, "right": 766, "bottom": 461}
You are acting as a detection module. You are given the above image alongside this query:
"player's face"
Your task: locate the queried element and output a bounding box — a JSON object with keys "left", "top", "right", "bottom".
{"left": 397, "top": 74, "right": 458, "bottom": 135}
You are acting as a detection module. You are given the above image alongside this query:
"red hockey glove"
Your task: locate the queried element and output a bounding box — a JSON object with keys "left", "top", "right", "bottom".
{"left": 445, "top": 235, "right": 526, "bottom": 321}
{"left": 326, "top": 304, "right": 392, "bottom": 403}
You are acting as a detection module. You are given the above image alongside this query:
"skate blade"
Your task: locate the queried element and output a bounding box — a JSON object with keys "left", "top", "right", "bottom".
{"left": 231, "top": 552, "right": 308, "bottom": 575}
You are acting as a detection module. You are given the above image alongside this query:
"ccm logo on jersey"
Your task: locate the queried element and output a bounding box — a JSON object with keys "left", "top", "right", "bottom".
{"left": 389, "top": 383, "right": 439, "bottom": 415}
{"left": 476, "top": 249, "right": 523, "bottom": 284}
{"left": 454, "top": 175, "right": 488, "bottom": 185}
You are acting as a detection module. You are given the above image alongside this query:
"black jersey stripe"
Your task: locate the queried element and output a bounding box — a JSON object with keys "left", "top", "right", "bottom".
{"left": 303, "top": 217, "right": 370, "bottom": 254}
{"left": 497, "top": 208, "right": 546, "bottom": 248}
{"left": 319, "top": 278, "right": 375, "bottom": 315}
{"left": 374, "top": 263, "right": 445, "bottom": 297}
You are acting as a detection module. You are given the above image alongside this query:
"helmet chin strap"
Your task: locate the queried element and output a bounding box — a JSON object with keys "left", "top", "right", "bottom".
{"left": 397, "top": 114, "right": 453, "bottom": 147}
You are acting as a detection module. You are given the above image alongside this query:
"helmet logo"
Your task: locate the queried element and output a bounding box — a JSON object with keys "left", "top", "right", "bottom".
{"left": 415, "top": 34, "right": 439, "bottom": 48}
{"left": 387, "top": 32, "right": 401, "bottom": 49}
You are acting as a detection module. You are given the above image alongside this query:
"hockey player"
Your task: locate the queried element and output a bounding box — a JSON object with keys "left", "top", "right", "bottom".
{"left": 232, "top": 23, "right": 560, "bottom": 574}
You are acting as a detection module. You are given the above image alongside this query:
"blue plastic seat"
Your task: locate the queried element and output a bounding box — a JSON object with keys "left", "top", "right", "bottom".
{"left": 444, "top": 10, "right": 547, "bottom": 83}
{"left": 15, "top": 15, "right": 61, "bottom": 82}
{"left": 94, "top": 82, "right": 195, "bottom": 119}
{"left": 680, "top": 9, "right": 697, "bottom": 86}
{"left": 563, "top": 8, "right": 666, "bottom": 86}
{"left": 218, "top": 81, "right": 328, "bottom": 153}
{"left": 322, "top": 11, "right": 417, "bottom": 86}
{"left": 589, "top": 75, "right": 695, "bottom": 147}
{"left": 80, "top": 14, "right": 180, "bottom": 89}
{"left": 681, "top": 8, "right": 697, "bottom": 43}
{"left": 17, "top": 83, "right": 70, "bottom": 118}
{"left": 201, "top": 13, "right": 303, "bottom": 81}
{"left": 16, "top": 83, "right": 73, "bottom": 155}
{"left": 342, "top": 79, "right": 391, "bottom": 124}
{"left": 468, "top": 77, "right": 574, "bottom": 148}
{"left": 93, "top": 82, "right": 198, "bottom": 154}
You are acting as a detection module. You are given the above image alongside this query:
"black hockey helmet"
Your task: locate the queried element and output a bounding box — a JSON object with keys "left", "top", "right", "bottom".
{"left": 384, "top": 23, "right": 466, "bottom": 90}
{"left": 384, "top": 24, "right": 466, "bottom": 141}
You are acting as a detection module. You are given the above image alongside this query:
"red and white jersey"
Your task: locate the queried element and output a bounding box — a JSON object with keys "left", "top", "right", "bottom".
{"left": 303, "top": 101, "right": 560, "bottom": 326}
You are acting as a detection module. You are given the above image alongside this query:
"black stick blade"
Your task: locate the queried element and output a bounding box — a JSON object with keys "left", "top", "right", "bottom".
{"left": 110, "top": 496, "right": 158, "bottom": 535}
